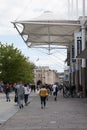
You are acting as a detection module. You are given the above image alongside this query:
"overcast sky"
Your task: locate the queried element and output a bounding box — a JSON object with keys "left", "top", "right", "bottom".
{"left": 0, "top": 0, "right": 86, "bottom": 72}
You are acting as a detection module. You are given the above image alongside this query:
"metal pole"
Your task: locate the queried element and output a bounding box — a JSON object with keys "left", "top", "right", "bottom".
{"left": 76, "top": 0, "right": 78, "bottom": 18}
{"left": 71, "top": 0, "right": 73, "bottom": 18}
{"left": 81, "top": 0, "right": 86, "bottom": 97}
{"left": 68, "top": 0, "right": 70, "bottom": 19}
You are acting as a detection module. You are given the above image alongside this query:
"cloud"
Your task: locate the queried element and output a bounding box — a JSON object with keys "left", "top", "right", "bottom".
{"left": 0, "top": 0, "right": 86, "bottom": 35}
{"left": 0, "top": 0, "right": 85, "bottom": 35}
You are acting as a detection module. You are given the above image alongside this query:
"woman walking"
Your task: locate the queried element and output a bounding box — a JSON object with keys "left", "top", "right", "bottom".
{"left": 39, "top": 84, "right": 48, "bottom": 109}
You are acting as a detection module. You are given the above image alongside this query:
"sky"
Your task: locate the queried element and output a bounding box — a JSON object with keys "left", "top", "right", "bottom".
{"left": 0, "top": 0, "right": 86, "bottom": 72}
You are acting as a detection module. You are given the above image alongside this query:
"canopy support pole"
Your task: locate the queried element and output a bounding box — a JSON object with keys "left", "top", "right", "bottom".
{"left": 81, "top": 0, "right": 86, "bottom": 97}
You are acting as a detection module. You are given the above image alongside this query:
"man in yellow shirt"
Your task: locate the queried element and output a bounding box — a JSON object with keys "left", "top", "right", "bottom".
{"left": 39, "top": 85, "right": 48, "bottom": 109}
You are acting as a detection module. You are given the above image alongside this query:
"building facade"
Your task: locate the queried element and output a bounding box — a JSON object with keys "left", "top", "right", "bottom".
{"left": 66, "top": 27, "right": 87, "bottom": 97}
{"left": 34, "top": 66, "right": 59, "bottom": 86}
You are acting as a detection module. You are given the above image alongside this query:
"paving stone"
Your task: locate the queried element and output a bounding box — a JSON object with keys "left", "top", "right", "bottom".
{"left": 0, "top": 92, "right": 87, "bottom": 130}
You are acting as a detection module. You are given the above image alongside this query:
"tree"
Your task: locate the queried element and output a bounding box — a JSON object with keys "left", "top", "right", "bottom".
{"left": 0, "top": 43, "right": 35, "bottom": 83}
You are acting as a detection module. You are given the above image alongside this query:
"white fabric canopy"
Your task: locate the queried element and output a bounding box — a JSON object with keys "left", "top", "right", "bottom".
{"left": 13, "top": 11, "right": 82, "bottom": 50}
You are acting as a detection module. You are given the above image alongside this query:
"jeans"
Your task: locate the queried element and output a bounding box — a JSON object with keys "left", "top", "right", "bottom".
{"left": 24, "top": 94, "right": 29, "bottom": 104}
{"left": 6, "top": 92, "right": 10, "bottom": 101}
{"left": 40, "top": 96, "right": 46, "bottom": 107}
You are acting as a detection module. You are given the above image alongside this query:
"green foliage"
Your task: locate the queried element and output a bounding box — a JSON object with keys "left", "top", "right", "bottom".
{"left": 0, "top": 42, "right": 35, "bottom": 83}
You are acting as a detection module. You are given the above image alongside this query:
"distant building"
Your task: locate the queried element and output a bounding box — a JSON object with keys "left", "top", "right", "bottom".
{"left": 34, "top": 66, "right": 59, "bottom": 85}
{"left": 58, "top": 72, "right": 64, "bottom": 85}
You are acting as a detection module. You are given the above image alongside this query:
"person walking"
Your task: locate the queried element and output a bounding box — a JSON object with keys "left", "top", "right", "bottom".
{"left": 39, "top": 84, "right": 48, "bottom": 109}
{"left": 14, "top": 83, "right": 18, "bottom": 104}
{"left": 24, "top": 83, "right": 30, "bottom": 106}
{"left": 16, "top": 82, "right": 25, "bottom": 109}
{"left": 52, "top": 83, "right": 58, "bottom": 101}
{"left": 4, "top": 83, "right": 11, "bottom": 102}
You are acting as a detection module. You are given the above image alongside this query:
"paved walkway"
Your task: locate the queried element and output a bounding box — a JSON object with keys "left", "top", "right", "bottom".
{"left": 0, "top": 92, "right": 87, "bottom": 130}
{"left": 0, "top": 91, "right": 37, "bottom": 124}
{"left": 0, "top": 92, "right": 18, "bottom": 124}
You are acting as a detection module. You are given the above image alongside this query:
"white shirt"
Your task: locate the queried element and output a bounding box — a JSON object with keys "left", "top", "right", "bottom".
{"left": 24, "top": 87, "right": 30, "bottom": 95}
{"left": 52, "top": 84, "right": 57, "bottom": 92}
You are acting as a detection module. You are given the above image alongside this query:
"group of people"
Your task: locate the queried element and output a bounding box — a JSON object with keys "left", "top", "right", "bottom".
{"left": 14, "top": 82, "right": 31, "bottom": 109}
{"left": 14, "top": 82, "right": 59, "bottom": 109}
{"left": 1, "top": 80, "right": 84, "bottom": 111}
{"left": 1, "top": 81, "right": 59, "bottom": 109}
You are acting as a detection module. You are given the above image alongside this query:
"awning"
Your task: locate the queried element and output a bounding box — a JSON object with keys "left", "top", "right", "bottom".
{"left": 76, "top": 48, "right": 87, "bottom": 59}
{"left": 12, "top": 11, "right": 81, "bottom": 50}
